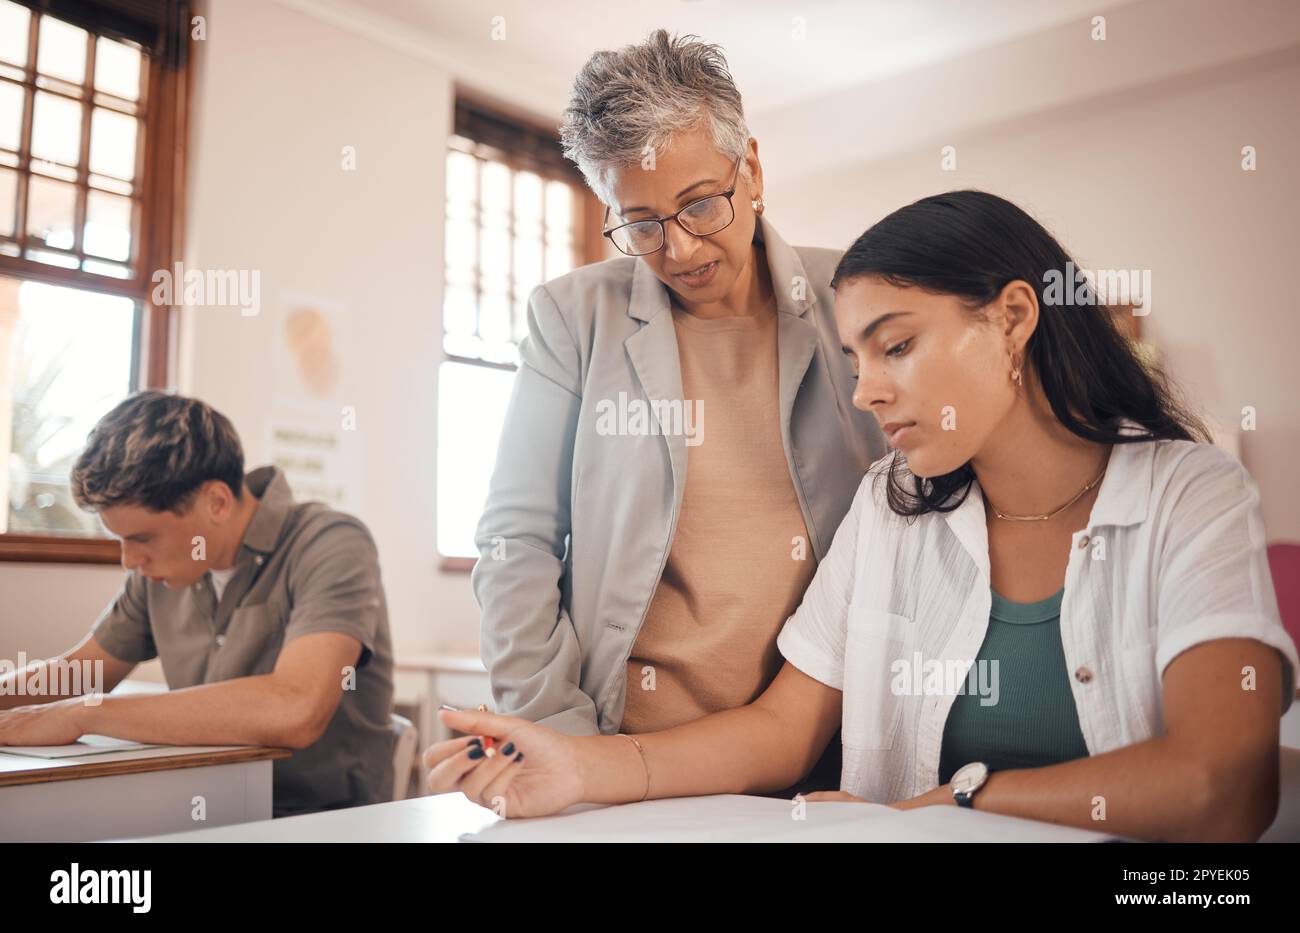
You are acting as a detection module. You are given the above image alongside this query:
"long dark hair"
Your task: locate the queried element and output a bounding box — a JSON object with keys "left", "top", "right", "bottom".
{"left": 831, "top": 190, "right": 1208, "bottom": 518}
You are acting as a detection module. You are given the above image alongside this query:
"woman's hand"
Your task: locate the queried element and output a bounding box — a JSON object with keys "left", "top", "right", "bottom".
{"left": 422, "top": 708, "right": 584, "bottom": 819}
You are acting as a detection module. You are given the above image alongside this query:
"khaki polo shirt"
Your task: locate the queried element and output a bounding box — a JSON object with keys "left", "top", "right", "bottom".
{"left": 92, "top": 466, "right": 395, "bottom": 816}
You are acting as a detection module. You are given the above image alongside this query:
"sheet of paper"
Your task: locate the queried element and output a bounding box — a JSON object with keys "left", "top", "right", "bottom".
{"left": 462, "top": 795, "right": 882, "bottom": 843}
{"left": 461, "top": 794, "right": 1117, "bottom": 843}
{"left": 0, "top": 735, "right": 164, "bottom": 759}
{"left": 862, "top": 803, "right": 1118, "bottom": 842}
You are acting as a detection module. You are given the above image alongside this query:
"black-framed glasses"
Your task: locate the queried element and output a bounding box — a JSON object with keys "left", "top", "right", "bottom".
{"left": 602, "top": 156, "right": 743, "bottom": 257}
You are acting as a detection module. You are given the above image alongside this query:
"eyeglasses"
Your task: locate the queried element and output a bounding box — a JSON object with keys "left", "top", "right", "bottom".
{"left": 602, "top": 157, "right": 743, "bottom": 257}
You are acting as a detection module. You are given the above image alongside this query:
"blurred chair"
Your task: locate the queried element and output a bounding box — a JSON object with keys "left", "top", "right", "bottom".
{"left": 390, "top": 713, "right": 418, "bottom": 802}
{"left": 1269, "top": 543, "right": 1300, "bottom": 682}
{"left": 1260, "top": 746, "right": 1300, "bottom": 842}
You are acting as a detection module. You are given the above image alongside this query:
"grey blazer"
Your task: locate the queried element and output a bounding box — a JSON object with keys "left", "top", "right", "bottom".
{"left": 471, "top": 214, "right": 886, "bottom": 735}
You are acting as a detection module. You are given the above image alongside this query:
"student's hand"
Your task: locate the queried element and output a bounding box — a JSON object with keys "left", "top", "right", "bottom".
{"left": 0, "top": 698, "right": 86, "bottom": 746}
{"left": 422, "top": 708, "right": 583, "bottom": 818}
{"left": 888, "top": 785, "right": 956, "bottom": 809}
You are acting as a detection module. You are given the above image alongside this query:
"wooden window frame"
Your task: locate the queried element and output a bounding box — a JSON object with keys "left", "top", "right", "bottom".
{"left": 0, "top": 0, "right": 196, "bottom": 564}
{"left": 438, "top": 93, "right": 606, "bottom": 573}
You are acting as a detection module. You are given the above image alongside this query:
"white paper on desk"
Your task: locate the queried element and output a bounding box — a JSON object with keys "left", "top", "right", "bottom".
{"left": 0, "top": 734, "right": 164, "bottom": 759}
{"left": 460, "top": 794, "right": 1117, "bottom": 843}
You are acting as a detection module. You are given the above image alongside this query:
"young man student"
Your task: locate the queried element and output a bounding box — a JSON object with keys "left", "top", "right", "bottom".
{"left": 0, "top": 391, "right": 395, "bottom": 816}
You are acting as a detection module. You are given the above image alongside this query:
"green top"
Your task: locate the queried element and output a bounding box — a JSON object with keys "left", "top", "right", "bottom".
{"left": 938, "top": 586, "right": 1089, "bottom": 786}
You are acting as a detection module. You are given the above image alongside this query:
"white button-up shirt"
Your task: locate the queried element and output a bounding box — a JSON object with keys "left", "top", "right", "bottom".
{"left": 777, "top": 433, "right": 1299, "bottom": 803}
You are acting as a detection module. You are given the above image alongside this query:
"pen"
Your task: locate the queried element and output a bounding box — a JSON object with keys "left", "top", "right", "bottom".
{"left": 476, "top": 704, "right": 496, "bottom": 756}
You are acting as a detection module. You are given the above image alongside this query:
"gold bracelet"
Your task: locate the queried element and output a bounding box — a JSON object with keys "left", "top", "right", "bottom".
{"left": 619, "top": 733, "right": 650, "bottom": 802}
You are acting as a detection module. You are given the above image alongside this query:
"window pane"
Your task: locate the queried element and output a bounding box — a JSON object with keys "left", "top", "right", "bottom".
{"left": 443, "top": 333, "right": 483, "bottom": 360}
{"left": 545, "top": 180, "right": 571, "bottom": 232}
{"left": 545, "top": 241, "right": 573, "bottom": 280}
{"left": 513, "top": 297, "right": 528, "bottom": 344}
{"left": 480, "top": 290, "right": 510, "bottom": 343}
{"left": 90, "top": 173, "right": 132, "bottom": 196}
{"left": 480, "top": 161, "right": 509, "bottom": 218}
{"left": 443, "top": 284, "right": 475, "bottom": 336}
{"left": 89, "top": 106, "right": 137, "bottom": 180}
{"left": 512, "top": 236, "right": 542, "bottom": 294}
{"left": 94, "top": 36, "right": 141, "bottom": 101}
{"left": 436, "top": 360, "right": 515, "bottom": 558}
{"left": 480, "top": 221, "right": 509, "bottom": 284}
{"left": 0, "top": 162, "right": 12, "bottom": 235}
{"left": 85, "top": 189, "right": 132, "bottom": 260}
{"left": 36, "top": 16, "right": 87, "bottom": 85}
{"left": 0, "top": 165, "right": 15, "bottom": 236}
{"left": 26, "top": 174, "right": 77, "bottom": 250}
{"left": 513, "top": 171, "right": 541, "bottom": 226}
{"left": 441, "top": 144, "right": 585, "bottom": 366}
{"left": 446, "top": 150, "right": 475, "bottom": 204}
{"left": 24, "top": 247, "right": 77, "bottom": 268}
{"left": 81, "top": 257, "right": 130, "bottom": 278}
{"left": 0, "top": 79, "right": 22, "bottom": 153}
{"left": 2, "top": 279, "right": 135, "bottom": 536}
{"left": 31, "top": 90, "right": 82, "bottom": 167}
{"left": 479, "top": 340, "right": 518, "bottom": 367}
{"left": 444, "top": 208, "right": 476, "bottom": 275}
{"left": 0, "top": 2, "right": 31, "bottom": 67}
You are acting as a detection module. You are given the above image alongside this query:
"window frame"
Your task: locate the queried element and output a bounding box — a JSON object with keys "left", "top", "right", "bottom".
{"left": 0, "top": 0, "right": 195, "bottom": 564}
{"left": 437, "top": 94, "right": 606, "bottom": 572}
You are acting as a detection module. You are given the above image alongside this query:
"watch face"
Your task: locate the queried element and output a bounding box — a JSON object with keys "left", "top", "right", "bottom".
{"left": 952, "top": 762, "right": 989, "bottom": 795}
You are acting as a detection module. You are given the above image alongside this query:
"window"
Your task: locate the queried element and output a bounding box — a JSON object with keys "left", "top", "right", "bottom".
{"left": 437, "top": 98, "right": 606, "bottom": 568}
{"left": 0, "top": 0, "right": 193, "bottom": 562}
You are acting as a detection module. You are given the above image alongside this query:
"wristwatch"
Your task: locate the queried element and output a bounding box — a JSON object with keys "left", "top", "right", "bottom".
{"left": 951, "top": 762, "right": 990, "bottom": 808}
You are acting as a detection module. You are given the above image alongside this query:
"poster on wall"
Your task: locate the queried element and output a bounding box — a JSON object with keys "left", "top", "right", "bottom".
{"left": 266, "top": 294, "right": 364, "bottom": 515}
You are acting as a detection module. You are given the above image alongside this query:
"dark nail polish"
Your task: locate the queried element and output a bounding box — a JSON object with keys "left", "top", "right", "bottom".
{"left": 468, "top": 736, "right": 482, "bottom": 746}
{"left": 468, "top": 746, "right": 484, "bottom": 760}
{"left": 501, "top": 742, "right": 515, "bottom": 756}
{"left": 513, "top": 752, "right": 524, "bottom": 763}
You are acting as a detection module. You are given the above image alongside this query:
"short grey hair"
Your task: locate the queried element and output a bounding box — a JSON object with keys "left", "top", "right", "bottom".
{"left": 559, "top": 29, "right": 751, "bottom": 206}
{"left": 71, "top": 390, "right": 245, "bottom": 513}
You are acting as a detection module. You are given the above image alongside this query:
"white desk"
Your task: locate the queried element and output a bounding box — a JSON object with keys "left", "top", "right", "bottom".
{"left": 0, "top": 743, "right": 290, "bottom": 842}
{"left": 127, "top": 792, "right": 1116, "bottom": 842}
{"left": 137, "top": 792, "right": 1112, "bottom": 843}
{"left": 129, "top": 791, "right": 500, "bottom": 842}
{"left": 126, "top": 744, "right": 1300, "bottom": 843}
{"left": 0, "top": 680, "right": 290, "bottom": 842}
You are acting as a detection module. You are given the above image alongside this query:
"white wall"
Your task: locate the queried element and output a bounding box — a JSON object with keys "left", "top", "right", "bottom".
{"left": 755, "top": 7, "right": 1300, "bottom": 540}
{"left": 179, "top": 0, "right": 482, "bottom": 655}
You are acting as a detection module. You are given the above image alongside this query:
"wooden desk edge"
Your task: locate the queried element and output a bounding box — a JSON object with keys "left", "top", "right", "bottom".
{"left": 0, "top": 746, "right": 293, "bottom": 787}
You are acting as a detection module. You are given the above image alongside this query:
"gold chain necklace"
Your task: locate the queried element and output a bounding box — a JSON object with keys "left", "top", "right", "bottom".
{"left": 989, "top": 466, "right": 1107, "bottom": 522}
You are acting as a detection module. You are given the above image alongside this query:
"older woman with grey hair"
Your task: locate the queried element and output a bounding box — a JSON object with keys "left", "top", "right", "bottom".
{"left": 464, "top": 30, "right": 884, "bottom": 793}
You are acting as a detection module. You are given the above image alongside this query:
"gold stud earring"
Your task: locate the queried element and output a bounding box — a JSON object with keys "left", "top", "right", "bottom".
{"left": 751, "top": 195, "right": 765, "bottom": 214}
